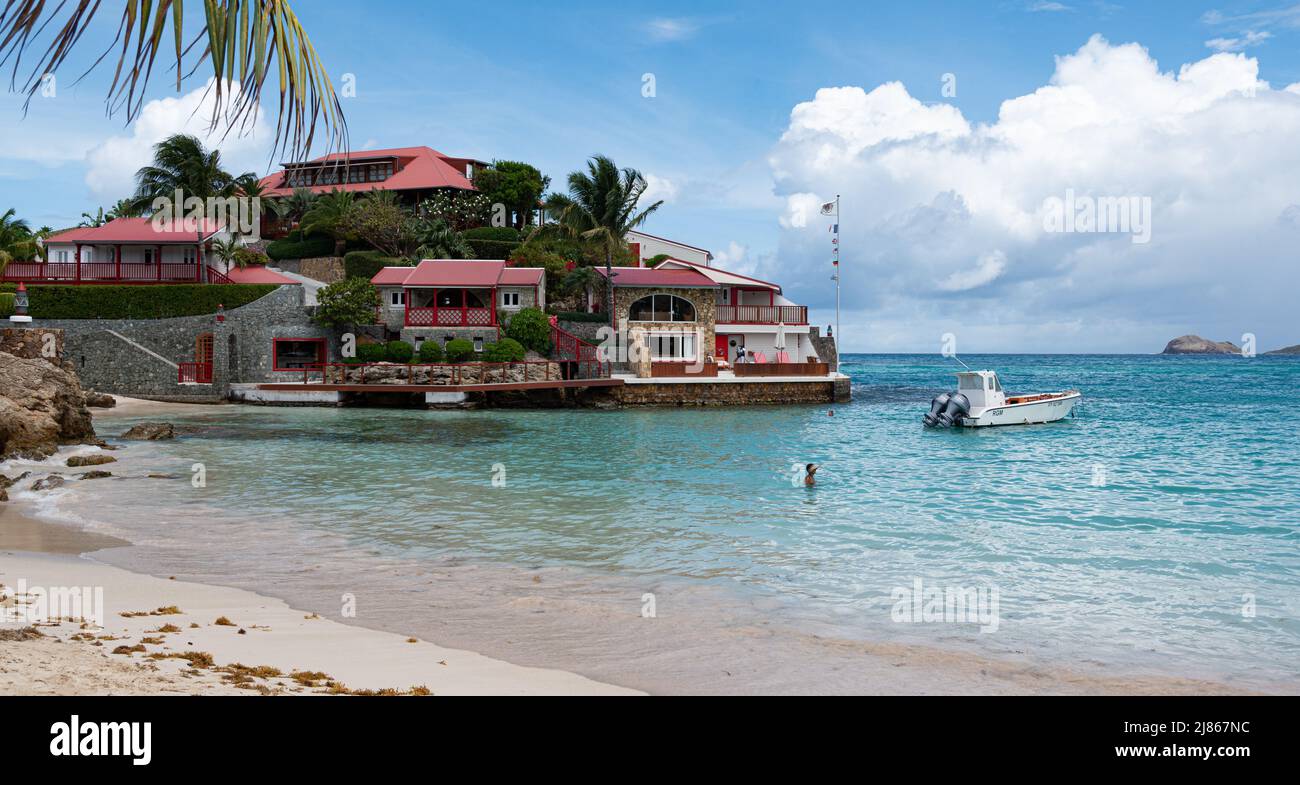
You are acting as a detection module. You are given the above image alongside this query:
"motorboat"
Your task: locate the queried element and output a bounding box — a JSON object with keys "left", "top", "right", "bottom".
{"left": 923, "top": 370, "right": 1081, "bottom": 428}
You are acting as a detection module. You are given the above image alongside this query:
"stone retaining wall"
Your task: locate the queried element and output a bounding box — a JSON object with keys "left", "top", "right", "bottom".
{"left": 611, "top": 379, "right": 848, "bottom": 406}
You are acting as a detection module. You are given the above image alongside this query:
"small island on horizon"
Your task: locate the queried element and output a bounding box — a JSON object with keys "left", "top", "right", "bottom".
{"left": 1161, "top": 335, "right": 1300, "bottom": 355}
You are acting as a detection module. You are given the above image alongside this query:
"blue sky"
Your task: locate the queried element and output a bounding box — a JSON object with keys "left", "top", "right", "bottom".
{"left": 5, "top": 1, "right": 1300, "bottom": 352}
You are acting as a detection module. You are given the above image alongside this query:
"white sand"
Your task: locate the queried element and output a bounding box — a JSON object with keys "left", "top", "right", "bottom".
{"left": 0, "top": 549, "right": 641, "bottom": 696}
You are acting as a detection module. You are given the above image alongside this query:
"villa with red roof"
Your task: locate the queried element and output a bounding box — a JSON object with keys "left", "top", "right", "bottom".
{"left": 371, "top": 259, "right": 546, "bottom": 351}
{"left": 593, "top": 258, "right": 820, "bottom": 373}
{"left": 257, "top": 146, "right": 488, "bottom": 200}
{"left": 2, "top": 218, "right": 298, "bottom": 285}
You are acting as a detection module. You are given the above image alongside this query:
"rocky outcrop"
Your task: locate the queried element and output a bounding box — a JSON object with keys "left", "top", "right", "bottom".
{"left": 67, "top": 454, "right": 117, "bottom": 467}
{"left": 120, "top": 422, "right": 175, "bottom": 440}
{"left": 30, "top": 475, "right": 66, "bottom": 491}
{"left": 0, "top": 351, "right": 97, "bottom": 460}
{"left": 85, "top": 392, "right": 117, "bottom": 408}
{"left": 1264, "top": 344, "right": 1300, "bottom": 355}
{"left": 1161, "top": 335, "right": 1241, "bottom": 355}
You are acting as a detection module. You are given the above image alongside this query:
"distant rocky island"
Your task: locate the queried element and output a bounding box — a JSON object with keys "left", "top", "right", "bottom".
{"left": 1161, "top": 335, "right": 1241, "bottom": 354}
{"left": 1161, "top": 335, "right": 1300, "bottom": 355}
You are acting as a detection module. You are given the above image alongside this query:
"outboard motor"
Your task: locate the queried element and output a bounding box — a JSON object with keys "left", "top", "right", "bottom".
{"left": 936, "top": 392, "right": 970, "bottom": 427}
{"left": 923, "top": 392, "right": 951, "bottom": 427}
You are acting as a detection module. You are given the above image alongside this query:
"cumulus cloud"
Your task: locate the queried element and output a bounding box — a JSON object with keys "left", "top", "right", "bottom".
{"left": 765, "top": 35, "right": 1300, "bottom": 352}
{"left": 84, "top": 79, "right": 272, "bottom": 204}
{"left": 641, "top": 173, "right": 679, "bottom": 205}
{"left": 644, "top": 18, "right": 700, "bottom": 42}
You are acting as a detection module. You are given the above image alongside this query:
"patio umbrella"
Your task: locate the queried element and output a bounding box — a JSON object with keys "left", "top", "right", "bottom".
{"left": 774, "top": 321, "right": 787, "bottom": 360}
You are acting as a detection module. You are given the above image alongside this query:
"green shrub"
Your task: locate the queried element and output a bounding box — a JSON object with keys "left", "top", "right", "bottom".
{"left": 463, "top": 238, "right": 520, "bottom": 260}
{"left": 0, "top": 284, "right": 277, "bottom": 319}
{"left": 343, "top": 250, "right": 411, "bottom": 281}
{"left": 505, "top": 306, "right": 551, "bottom": 354}
{"left": 385, "top": 340, "right": 414, "bottom": 363}
{"left": 266, "top": 233, "right": 335, "bottom": 261}
{"left": 356, "top": 343, "right": 388, "bottom": 363}
{"left": 313, "top": 278, "right": 380, "bottom": 328}
{"left": 482, "top": 338, "right": 525, "bottom": 363}
{"left": 234, "top": 247, "right": 270, "bottom": 267}
{"left": 0, "top": 292, "right": 14, "bottom": 318}
{"left": 444, "top": 338, "right": 475, "bottom": 363}
{"left": 462, "top": 226, "right": 521, "bottom": 242}
{"left": 417, "top": 340, "right": 444, "bottom": 363}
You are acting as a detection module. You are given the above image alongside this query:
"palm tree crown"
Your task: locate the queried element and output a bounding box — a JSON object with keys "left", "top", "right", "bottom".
{"left": 130, "top": 134, "right": 256, "bottom": 213}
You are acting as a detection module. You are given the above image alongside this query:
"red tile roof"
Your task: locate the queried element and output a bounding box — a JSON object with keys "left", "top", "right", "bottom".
{"left": 259, "top": 146, "right": 480, "bottom": 197}
{"left": 499, "top": 267, "right": 544, "bottom": 285}
{"left": 594, "top": 266, "right": 718, "bottom": 288}
{"left": 45, "top": 218, "right": 224, "bottom": 245}
{"left": 372, "top": 260, "right": 544, "bottom": 288}
{"left": 225, "top": 266, "right": 301, "bottom": 285}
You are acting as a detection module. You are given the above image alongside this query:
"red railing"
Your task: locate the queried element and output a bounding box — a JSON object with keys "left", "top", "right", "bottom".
{"left": 551, "top": 323, "right": 610, "bottom": 379}
{"left": 293, "top": 360, "right": 609, "bottom": 386}
{"left": 717, "top": 304, "right": 807, "bottom": 324}
{"left": 178, "top": 361, "right": 214, "bottom": 384}
{"left": 404, "top": 306, "right": 494, "bottom": 327}
{"left": 1, "top": 261, "right": 229, "bottom": 284}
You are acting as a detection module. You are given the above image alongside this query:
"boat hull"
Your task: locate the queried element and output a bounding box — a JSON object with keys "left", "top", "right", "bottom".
{"left": 961, "top": 393, "right": 1082, "bottom": 427}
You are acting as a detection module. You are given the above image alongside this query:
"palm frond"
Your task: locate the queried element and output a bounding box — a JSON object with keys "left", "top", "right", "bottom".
{"left": 0, "top": 0, "right": 346, "bottom": 161}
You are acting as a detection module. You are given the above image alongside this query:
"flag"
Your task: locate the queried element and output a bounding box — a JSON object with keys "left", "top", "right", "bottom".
{"left": 820, "top": 201, "right": 836, "bottom": 216}
{"left": 828, "top": 224, "right": 838, "bottom": 233}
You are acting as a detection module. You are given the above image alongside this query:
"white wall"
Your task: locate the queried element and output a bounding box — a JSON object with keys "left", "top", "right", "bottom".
{"left": 627, "top": 232, "right": 710, "bottom": 267}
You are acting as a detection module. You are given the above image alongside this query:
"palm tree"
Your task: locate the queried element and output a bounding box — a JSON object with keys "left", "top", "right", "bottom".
{"left": 79, "top": 208, "right": 109, "bottom": 228}
{"left": 410, "top": 218, "right": 474, "bottom": 260}
{"left": 130, "top": 134, "right": 256, "bottom": 213}
{"left": 211, "top": 236, "right": 244, "bottom": 274}
{"left": 108, "top": 199, "right": 144, "bottom": 219}
{"left": 300, "top": 190, "right": 357, "bottom": 255}
{"left": 0, "top": 208, "right": 37, "bottom": 264}
{"left": 546, "top": 156, "right": 664, "bottom": 325}
{"left": 0, "top": 1, "right": 347, "bottom": 161}
{"left": 281, "top": 187, "right": 319, "bottom": 226}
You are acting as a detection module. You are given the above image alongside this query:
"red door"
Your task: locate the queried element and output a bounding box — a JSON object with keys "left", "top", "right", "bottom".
{"left": 715, "top": 334, "right": 729, "bottom": 361}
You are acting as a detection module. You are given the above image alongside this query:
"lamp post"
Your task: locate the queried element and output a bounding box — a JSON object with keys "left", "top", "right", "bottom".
{"left": 9, "top": 282, "right": 32, "bottom": 325}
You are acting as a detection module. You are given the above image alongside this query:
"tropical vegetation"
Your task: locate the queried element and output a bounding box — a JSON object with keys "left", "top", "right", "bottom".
{"left": 313, "top": 277, "right": 381, "bottom": 328}
{"left": 130, "top": 134, "right": 257, "bottom": 213}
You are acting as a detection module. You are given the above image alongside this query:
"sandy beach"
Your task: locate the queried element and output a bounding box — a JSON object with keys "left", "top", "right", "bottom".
{"left": 0, "top": 512, "right": 639, "bottom": 695}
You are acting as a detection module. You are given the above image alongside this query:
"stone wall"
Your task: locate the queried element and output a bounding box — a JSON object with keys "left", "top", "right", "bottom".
{"left": 809, "top": 326, "right": 838, "bottom": 367}
{"left": 0, "top": 327, "right": 63, "bottom": 360}
{"left": 611, "top": 379, "right": 845, "bottom": 406}
{"left": 38, "top": 285, "right": 340, "bottom": 400}
{"left": 273, "top": 256, "right": 344, "bottom": 283}
{"left": 399, "top": 326, "right": 500, "bottom": 349}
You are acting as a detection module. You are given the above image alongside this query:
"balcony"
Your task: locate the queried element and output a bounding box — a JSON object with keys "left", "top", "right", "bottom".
{"left": 2, "top": 260, "right": 219, "bottom": 284}
{"left": 405, "top": 306, "right": 495, "bottom": 327}
{"left": 716, "top": 304, "right": 807, "bottom": 325}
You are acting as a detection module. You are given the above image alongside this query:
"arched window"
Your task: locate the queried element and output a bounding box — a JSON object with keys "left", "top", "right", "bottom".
{"left": 628, "top": 294, "right": 696, "bottom": 323}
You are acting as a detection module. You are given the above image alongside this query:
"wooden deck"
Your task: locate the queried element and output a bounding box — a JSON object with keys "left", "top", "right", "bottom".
{"left": 257, "top": 378, "right": 625, "bottom": 394}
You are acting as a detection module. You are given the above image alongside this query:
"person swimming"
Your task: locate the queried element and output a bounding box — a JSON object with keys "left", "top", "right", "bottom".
{"left": 804, "top": 463, "right": 819, "bottom": 486}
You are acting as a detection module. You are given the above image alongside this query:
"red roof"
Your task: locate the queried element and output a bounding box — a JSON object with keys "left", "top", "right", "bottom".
{"left": 372, "top": 259, "right": 543, "bottom": 288}
{"left": 499, "top": 267, "right": 544, "bottom": 285}
{"left": 594, "top": 266, "right": 718, "bottom": 288}
{"left": 225, "top": 266, "right": 300, "bottom": 285}
{"left": 259, "top": 146, "right": 480, "bottom": 197}
{"left": 45, "top": 218, "right": 224, "bottom": 245}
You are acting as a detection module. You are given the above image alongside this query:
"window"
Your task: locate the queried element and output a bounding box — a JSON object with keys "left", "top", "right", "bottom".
{"left": 501, "top": 291, "right": 520, "bottom": 308}
{"left": 628, "top": 294, "right": 696, "bottom": 323}
{"left": 183, "top": 247, "right": 197, "bottom": 264}
{"left": 143, "top": 248, "right": 154, "bottom": 264}
{"left": 644, "top": 332, "right": 698, "bottom": 362}
{"left": 390, "top": 290, "right": 405, "bottom": 307}
{"left": 272, "top": 339, "right": 326, "bottom": 372}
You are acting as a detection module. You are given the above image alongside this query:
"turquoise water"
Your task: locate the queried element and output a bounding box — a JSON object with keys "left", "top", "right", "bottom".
{"left": 23, "top": 354, "right": 1300, "bottom": 690}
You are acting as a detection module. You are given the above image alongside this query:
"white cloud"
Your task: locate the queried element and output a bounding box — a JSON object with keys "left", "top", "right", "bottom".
{"left": 84, "top": 79, "right": 272, "bottom": 204}
{"left": 1205, "top": 31, "right": 1272, "bottom": 52}
{"left": 766, "top": 35, "right": 1300, "bottom": 352}
{"left": 644, "top": 18, "right": 700, "bottom": 42}
{"left": 939, "top": 250, "right": 1007, "bottom": 292}
{"left": 641, "top": 173, "right": 679, "bottom": 205}
{"left": 1027, "top": 1, "right": 1072, "bottom": 12}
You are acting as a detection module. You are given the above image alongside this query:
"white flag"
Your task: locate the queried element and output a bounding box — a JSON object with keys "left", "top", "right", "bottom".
{"left": 819, "top": 201, "right": 836, "bottom": 216}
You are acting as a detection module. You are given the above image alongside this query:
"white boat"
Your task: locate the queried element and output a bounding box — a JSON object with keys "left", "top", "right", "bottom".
{"left": 923, "top": 370, "right": 1081, "bottom": 428}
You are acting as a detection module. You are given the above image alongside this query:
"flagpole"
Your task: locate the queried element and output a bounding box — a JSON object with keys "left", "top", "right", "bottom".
{"left": 835, "top": 194, "right": 841, "bottom": 373}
